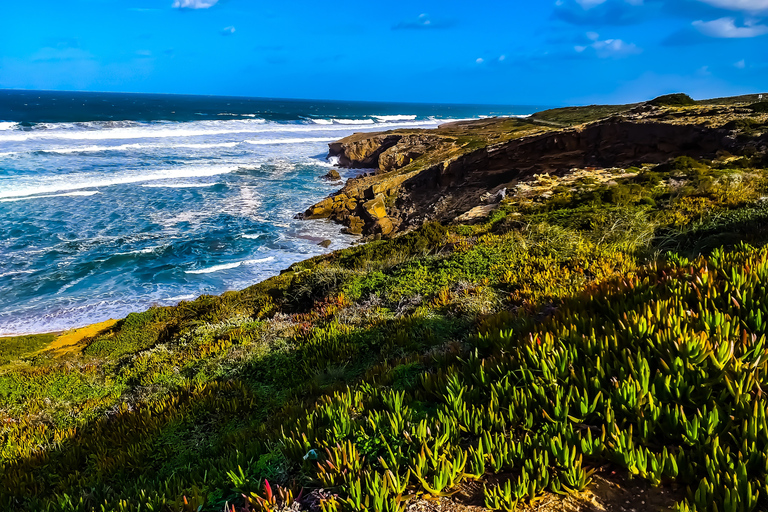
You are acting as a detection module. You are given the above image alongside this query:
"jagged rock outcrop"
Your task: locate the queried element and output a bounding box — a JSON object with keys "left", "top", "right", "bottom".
{"left": 302, "top": 115, "right": 765, "bottom": 237}
{"left": 328, "top": 134, "right": 443, "bottom": 174}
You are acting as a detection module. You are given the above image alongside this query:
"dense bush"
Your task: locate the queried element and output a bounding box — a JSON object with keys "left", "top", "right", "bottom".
{"left": 648, "top": 93, "right": 696, "bottom": 107}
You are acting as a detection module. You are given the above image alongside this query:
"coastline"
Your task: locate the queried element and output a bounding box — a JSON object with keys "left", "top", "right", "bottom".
{"left": 4, "top": 97, "right": 767, "bottom": 341}
{"left": 3, "top": 93, "right": 768, "bottom": 510}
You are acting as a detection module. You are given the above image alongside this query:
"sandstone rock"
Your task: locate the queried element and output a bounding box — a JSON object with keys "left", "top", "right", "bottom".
{"left": 328, "top": 135, "right": 402, "bottom": 168}
{"left": 308, "top": 114, "right": 750, "bottom": 240}
{"left": 362, "top": 194, "right": 388, "bottom": 220}
{"left": 307, "top": 197, "right": 334, "bottom": 218}
{"left": 322, "top": 169, "right": 341, "bottom": 180}
{"left": 455, "top": 204, "right": 498, "bottom": 223}
{"left": 318, "top": 239, "right": 332, "bottom": 248}
{"left": 374, "top": 217, "right": 395, "bottom": 236}
{"left": 377, "top": 135, "right": 438, "bottom": 172}
{"left": 343, "top": 216, "right": 365, "bottom": 235}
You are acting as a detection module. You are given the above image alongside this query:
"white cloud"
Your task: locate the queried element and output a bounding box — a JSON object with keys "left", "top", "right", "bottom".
{"left": 577, "top": 35, "right": 641, "bottom": 58}
{"left": 693, "top": 17, "right": 768, "bottom": 38}
{"left": 696, "top": 0, "right": 768, "bottom": 11}
{"left": 735, "top": 59, "right": 746, "bottom": 68}
{"left": 592, "top": 38, "right": 641, "bottom": 57}
{"left": 172, "top": 0, "right": 218, "bottom": 9}
{"left": 222, "top": 26, "right": 236, "bottom": 35}
{"left": 476, "top": 58, "right": 484, "bottom": 64}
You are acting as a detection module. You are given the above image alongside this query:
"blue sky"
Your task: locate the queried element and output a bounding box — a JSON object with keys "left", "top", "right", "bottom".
{"left": 0, "top": 0, "right": 766, "bottom": 105}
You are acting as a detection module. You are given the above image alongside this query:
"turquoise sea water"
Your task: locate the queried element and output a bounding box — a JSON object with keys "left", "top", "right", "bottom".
{"left": 0, "top": 90, "right": 540, "bottom": 334}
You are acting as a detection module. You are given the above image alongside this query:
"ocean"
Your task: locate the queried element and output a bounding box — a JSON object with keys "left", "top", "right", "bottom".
{"left": 0, "top": 89, "right": 541, "bottom": 335}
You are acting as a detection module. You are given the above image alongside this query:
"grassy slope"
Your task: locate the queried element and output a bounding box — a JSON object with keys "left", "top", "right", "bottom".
{"left": 1, "top": 102, "right": 768, "bottom": 512}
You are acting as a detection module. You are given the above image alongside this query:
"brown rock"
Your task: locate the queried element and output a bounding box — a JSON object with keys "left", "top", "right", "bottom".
{"left": 374, "top": 217, "right": 395, "bottom": 236}
{"left": 322, "top": 168, "right": 341, "bottom": 180}
{"left": 362, "top": 194, "right": 388, "bottom": 220}
{"left": 307, "top": 197, "right": 333, "bottom": 218}
{"left": 318, "top": 239, "right": 332, "bottom": 248}
{"left": 343, "top": 215, "right": 365, "bottom": 235}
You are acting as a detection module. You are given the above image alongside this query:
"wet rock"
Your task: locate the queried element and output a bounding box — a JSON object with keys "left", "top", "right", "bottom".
{"left": 322, "top": 168, "right": 341, "bottom": 180}
{"left": 318, "top": 239, "right": 332, "bottom": 248}
{"left": 306, "top": 197, "right": 334, "bottom": 218}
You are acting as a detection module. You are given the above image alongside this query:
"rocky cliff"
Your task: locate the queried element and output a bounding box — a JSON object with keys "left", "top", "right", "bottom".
{"left": 301, "top": 106, "right": 768, "bottom": 238}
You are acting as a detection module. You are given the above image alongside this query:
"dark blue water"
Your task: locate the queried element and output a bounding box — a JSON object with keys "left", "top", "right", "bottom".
{"left": 0, "top": 90, "right": 541, "bottom": 334}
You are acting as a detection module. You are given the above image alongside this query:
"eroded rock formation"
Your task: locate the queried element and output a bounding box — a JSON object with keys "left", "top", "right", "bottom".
{"left": 301, "top": 115, "right": 767, "bottom": 238}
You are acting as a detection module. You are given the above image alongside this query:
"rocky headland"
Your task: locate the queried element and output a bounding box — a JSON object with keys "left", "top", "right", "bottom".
{"left": 301, "top": 95, "right": 768, "bottom": 238}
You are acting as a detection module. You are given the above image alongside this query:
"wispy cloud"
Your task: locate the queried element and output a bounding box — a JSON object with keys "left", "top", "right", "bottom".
{"left": 693, "top": 17, "right": 768, "bottom": 37}
{"left": 574, "top": 32, "right": 642, "bottom": 57}
{"left": 695, "top": 0, "right": 768, "bottom": 12}
{"left": 393, "top": 13, "right": 455, "bottom": 30}
{"left": 221, "top": 26, "right": 236, "bottom": 35}
{"left": 553, "top": 0, "right": 653, "bottom": 25}
{"left": 172, "top": 0, "right": 218, "bottom": 9}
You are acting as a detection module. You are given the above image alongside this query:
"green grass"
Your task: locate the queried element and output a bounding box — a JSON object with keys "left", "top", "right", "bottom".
{"left": 530, "top": 103, "right": 638, "bottom": 126}
{"left": 0, "top": 333, "right": 54, "bottom": 367}
{"left": 0, "top": 137, "right": 768, "bottom": 511}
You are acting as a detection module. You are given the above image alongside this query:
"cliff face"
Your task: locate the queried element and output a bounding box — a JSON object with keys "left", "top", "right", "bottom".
{"left": 302, "top": 114, "right": 766, "bottom": 238}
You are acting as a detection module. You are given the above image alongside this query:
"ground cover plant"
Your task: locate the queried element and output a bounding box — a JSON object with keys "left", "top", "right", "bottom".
{"left": 2, "top": 132, "right": 768, "bottom": 510}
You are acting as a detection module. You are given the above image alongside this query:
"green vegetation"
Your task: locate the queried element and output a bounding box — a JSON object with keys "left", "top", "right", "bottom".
{"left": 697, "top": 94, "right": 768, "bottom": 106}
{"left": 529, "top": 103, "right": 637, "bottom": 126}
{"left": 749, "top": 102, "right": 768, "bottom": 114}
{"left": 0, "top": 332, "right": 54, "bottom": 366}
{"left": 648, "top": 93, "right": 696, "bottom": 107}
{"left": 2, "top": 137, "right": 768, "bottom": 511}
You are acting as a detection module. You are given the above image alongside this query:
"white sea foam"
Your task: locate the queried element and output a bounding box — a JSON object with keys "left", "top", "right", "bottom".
{"left": 185, "top": 262, "right": 241, "bottom": 275}
{"left": 242, "top": 257, "right": 276, "bottom": 265}
{"left": 334, "top": 119, "right": 375, "bottom": 125}
{"left": 58, "top": 275, "right": 88, "bottom": 295}
{"left": 373, "top": 115, "right": 417, "bottom": 122}
{"left": 114, "top": 246, "right": 164, "bottom": 256}
{"left": 307, "top": 118, "right": 333, "bottom": 125}
{"left": 244, "top": 137, "right": 336, "bottom": 145}
{"left": 0, "top": 191, "right": 101, "bottom": 202}
{"left": 0, "top": 270, "right": 35, "bottom": 278}
{"left": 141, "top": 182, "right": 218, "bottom": 188}
{"left": 34, "top": 141, "right": 240, "bottom": 155}
{"left": 165, "top": 294, "right": 197, "bottom": 302}
{"left": 0, "top": 165, "right": 238, "bottom": 199}
{"left": 0, "top": 118, "right": 445, "bottom": 143}
{"left": 0, "top": 122, "right": 18, "bottom": 131}
{"left": 241, "top": 233, "right": 261, "bottom": 239}
{"left": 185, "top": 256, "right": 274, "bottom": 274}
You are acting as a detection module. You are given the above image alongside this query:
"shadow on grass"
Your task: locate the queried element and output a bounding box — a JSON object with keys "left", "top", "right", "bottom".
{"left": 0, "top": 313, "right": 468, "bottom": 511}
